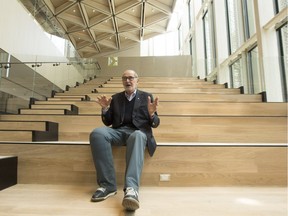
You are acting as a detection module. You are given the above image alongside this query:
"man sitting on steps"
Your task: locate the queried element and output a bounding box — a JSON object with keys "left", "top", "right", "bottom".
{"left": 89, "top": 69, "right": 160, "bottom": 211}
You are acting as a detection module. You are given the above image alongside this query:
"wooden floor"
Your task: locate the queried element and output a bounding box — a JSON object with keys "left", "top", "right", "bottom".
{"left": 0, "top": 184, "right": 286, "bottom": 216}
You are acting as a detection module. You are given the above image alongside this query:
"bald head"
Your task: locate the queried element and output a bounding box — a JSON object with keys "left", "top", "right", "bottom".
{"left": 122, "top": 69, "right": 138, "bottom": 78}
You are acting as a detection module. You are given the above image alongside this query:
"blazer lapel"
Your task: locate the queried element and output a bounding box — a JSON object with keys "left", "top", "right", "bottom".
{"left": 119, "top": 92, "right": 126, "bottom": 123}
{"left": 133, "top": 90, "right": 142, "bottom": 112}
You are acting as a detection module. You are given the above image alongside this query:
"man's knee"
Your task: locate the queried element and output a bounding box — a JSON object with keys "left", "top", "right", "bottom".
{"left": 90, "top": 127, "right": 106, "bottom": 143}
{"left": 131, "top": 130, "right": 146, "bottom": 140}
{"left": 129, "top": 131, "right": 147, "bottom": 150}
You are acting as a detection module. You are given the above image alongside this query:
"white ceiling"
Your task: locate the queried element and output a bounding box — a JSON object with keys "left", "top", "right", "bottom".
{"left": 19, "top": 0, "right": 177, "bottom": 58}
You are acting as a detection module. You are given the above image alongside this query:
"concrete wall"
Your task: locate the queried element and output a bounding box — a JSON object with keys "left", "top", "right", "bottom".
{"left": 96, "top": 56, "right": 193, "bottom": 78}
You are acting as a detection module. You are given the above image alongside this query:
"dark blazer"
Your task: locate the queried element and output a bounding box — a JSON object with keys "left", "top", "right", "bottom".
{"left": 101, "top": 90, "right": 160, "bottom": 156}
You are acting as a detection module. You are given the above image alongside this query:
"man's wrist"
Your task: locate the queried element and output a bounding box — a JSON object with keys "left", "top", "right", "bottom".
{"left": 102, "top": 106, "right": 109, "bottom": 113}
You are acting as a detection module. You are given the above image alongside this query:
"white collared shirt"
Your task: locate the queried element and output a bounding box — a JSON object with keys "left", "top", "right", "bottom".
{"left": 125, "top": 89, "right": 137, "bottom": 101}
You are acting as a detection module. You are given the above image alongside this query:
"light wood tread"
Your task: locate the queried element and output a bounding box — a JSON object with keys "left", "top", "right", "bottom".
{"left": 20, "top": 109, "right": 70, "bottom": 115}
{"left": 31, "top": 101, "right": 287, "bottom": 116}
{"left": 0, "top": 121, "right": 51, "bottom": 130}
{"left": 1, "top": 115, "right": 286, "bottom": 143}
{"left": 101, "top": 83, "right": 224, "bottom": 88}
{"left": 94, "top": 87, "right": 240, "bottom": 94}
{"left": 52, "top": 93, "right": 263, "bottom": 102}
{"left": 30, "top": 104, "right": 77, "bottom": 110}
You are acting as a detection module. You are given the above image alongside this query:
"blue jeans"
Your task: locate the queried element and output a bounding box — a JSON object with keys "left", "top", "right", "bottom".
{"left": 89, "top": 126, "right": 147, "bottom": 192}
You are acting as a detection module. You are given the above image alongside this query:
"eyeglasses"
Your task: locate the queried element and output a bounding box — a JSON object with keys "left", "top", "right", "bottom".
{"left": 122, "top": 76, "right": 137, "bottom": 81}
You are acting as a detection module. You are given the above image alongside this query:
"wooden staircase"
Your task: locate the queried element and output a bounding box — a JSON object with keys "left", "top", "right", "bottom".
{"left": 0, "top": 76, "right": 287, "bottom": 187}
{"left": 0, "top": 121, "right": 58, "bottom": 141}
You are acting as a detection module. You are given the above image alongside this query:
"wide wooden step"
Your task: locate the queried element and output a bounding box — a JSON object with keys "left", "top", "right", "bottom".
{"left": 30, "top": 104, "right": 78, "bottom": 111}
{"left": 53, "top": 92, "right": 262, "bottom": 102}
{"left": 94, "top": 87, "right": 241, "bottom": 94}
{"left": 157, "top": 102, "right": 286, "bottom": 116}
{"left": 110, "top": 76, "right": 201, "bottom": 82}
{"left": 0, "top": 143, "right": 286, "bottom": 186}
{"left": 81, "top": 77, "right": 111, "bottom": 84}
{"left": 48, "top": 95, "right": 87, "bottom": 101}
{"left": 33, "top": 101, "right": 100, "bottom": 115}
{"left": 1, "top": 115, "right": 286, "bottom": 143}
{"left": 104, "top": 77, "right": 208, "bottom": 85}
{"left": 67, "top": 85, "right": 101, "bottom": 91}
{"left": 0, "top": 121, "right": 58, "bottom": 141}
{"left": 32, "top": 101, "right": 286, "bottom": 116}
{"left": 65, "top": 88, "right": 95, "bottom": 93}
{"left": 19, "top": 107, "right": 78, "bottom": 115}
{"left": 0, "top": 131, "right": 34, "bottom": 141}
{"left": 0, "top": 121, "right": 47, "bottom": 130}
{"left": 91, "top": 93, "right": 263, "bottom": 102}
{"left": 101, "top": 83, "right": 224, "bottom": 88}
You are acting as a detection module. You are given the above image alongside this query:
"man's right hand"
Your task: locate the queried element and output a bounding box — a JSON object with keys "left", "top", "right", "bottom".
{"left": 96, "top": 95, "right": 112, "bottom": 109}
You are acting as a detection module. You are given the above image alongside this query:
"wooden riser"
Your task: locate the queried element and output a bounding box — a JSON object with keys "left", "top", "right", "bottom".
{"left": 1, "top": 115, "right": 286, "bottom": 143}
{"left": 94, "top": 88, "right": 240, "bottom": 94}
{"left": 0, "top": 131, "right": 32, "bottom": 141}
{"left": 32, "top": 101, "right": 287, "bottom": 116}
{"left": 0, "top": 144, "right": 286, "bottom": 186}
{"left": 0, "top": 156, "right": 17, "bottom": 190}
{"left": 54, "top": 93, "right": 263, "bottom": 102}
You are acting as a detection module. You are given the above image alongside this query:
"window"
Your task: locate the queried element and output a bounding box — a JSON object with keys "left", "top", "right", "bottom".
{"left": 225, "top": 0, "right": 256, "bottom": 54}
{"left": 276, "top": 22, "right": 288, "bottom": 101}
{"left": 189, "top": 37, "right": 193, "bottom": 56}
{"left": 226, "top": 0, "right": 245, "bottom": 54}
{"left": 188, "top": 0, "right": 194, "bottom": 28}
{"left": 203, "top": 4, "right": 217, "bottom": 76}
{"left": 243, "top": 0, "right": 256, "bottom": 38}
{"left": 178, "top": 24, "right": 183, "bottom": 53}
{"left": 140, "top": 0, "right": 183, "bottom": 56}
{"left": 140, "top": 31, "right": 179, "bottom": 56}
{"left": 274, "top": 0, "right": 288, "bottom": 13}
{"left": 247, "top": 46, "right": 262, "bottom": 94}
{"left": 230, "top": 58, "right": 242, "bottom": 88}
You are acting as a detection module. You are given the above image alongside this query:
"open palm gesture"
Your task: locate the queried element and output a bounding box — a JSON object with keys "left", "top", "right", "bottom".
{"left": 148, "top": 96, "right": 159, "bottom": 117}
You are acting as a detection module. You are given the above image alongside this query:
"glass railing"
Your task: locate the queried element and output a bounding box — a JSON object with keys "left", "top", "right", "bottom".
{"left": 0, "top": 49, "right": 101, "bottom": 114}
